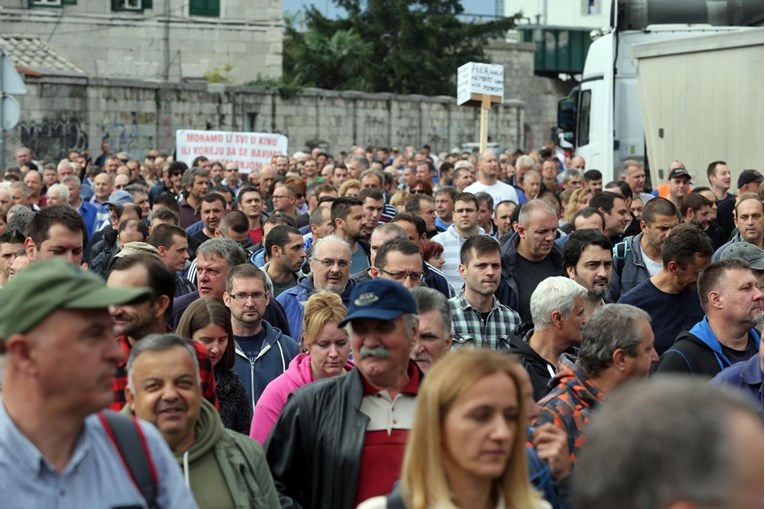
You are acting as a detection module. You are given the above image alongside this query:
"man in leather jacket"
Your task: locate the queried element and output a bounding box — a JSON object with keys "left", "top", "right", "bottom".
{"left": 264, "top": 278, "right": 422, "bottom": 509}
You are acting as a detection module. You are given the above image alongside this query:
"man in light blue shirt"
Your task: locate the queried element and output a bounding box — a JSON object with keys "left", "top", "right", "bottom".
{"left": 0, "top": 259, "right": 197, "bottom": 509}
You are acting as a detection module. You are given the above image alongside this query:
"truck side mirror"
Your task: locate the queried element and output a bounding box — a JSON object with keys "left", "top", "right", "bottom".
{"left": 557, "top": 87, "right": 579, "bottom": 133}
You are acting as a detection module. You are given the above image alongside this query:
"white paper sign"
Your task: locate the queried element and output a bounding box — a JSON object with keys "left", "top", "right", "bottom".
{"left": 457, "top": 62, "right": 504, "bottom": 105}
{"left": 175, "top": 130, "right": 288, "bottom": 174}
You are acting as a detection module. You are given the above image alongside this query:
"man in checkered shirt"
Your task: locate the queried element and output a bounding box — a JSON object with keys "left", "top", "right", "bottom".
{"left": 448, "top": 234, "right": 521, "bottom": 350}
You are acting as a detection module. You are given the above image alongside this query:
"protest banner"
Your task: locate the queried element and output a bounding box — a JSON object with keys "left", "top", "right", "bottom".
{"left": 176, "top": 129, "right": 288, "bottom": 173}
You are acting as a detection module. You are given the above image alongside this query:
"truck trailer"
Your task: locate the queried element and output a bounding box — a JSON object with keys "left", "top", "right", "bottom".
{"left": 557, "top": 0, "right": 763, "bottom": 184}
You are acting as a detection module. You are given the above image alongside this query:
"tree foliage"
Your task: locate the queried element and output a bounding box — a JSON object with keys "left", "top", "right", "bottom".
{"left": 283, "top": 0, "right": 519, "bottom": 96}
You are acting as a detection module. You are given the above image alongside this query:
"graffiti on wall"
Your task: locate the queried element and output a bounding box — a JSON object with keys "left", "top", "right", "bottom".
{"left": 18, "top": 116, "right": 89, "bottom": 162}
{"left": 104, "top": 113, "right": 141, "bottom": 155}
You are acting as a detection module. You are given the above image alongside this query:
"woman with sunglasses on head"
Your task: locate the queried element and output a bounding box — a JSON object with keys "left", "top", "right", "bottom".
{"left": 250, "top": 291, "right": 354, "bottom": 444}
{"left": 176, "top": 298, "right": 251, "bottom": 434}
{"left": 359, "top": 349, "right": 550, "bottom": 509}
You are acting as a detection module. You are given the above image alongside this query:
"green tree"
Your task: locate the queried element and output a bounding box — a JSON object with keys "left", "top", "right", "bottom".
{"left": 284, "top": 0, "right": 519, "bottom": 96}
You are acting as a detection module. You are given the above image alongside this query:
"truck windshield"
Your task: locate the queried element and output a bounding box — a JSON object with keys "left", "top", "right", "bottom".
{"left": 616, "top": 0, "right": 764, "bottom": 30}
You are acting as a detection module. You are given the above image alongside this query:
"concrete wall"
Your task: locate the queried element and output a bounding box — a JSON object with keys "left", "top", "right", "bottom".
{"left": 0, "top": 1, "right": 282, "bottom": 83}
{"left": 4, "top": 76, "right": 524, "bottom": 165}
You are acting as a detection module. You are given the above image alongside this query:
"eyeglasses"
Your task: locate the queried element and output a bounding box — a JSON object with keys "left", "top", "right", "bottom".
{"left": 312, "top": 257, "right": 350, "bottom": 269}
{"left": 380, "top": 268, "right": 424, "bottom": 283}
{"left": 229, "top": 292, "right": 267, "bottom": 302}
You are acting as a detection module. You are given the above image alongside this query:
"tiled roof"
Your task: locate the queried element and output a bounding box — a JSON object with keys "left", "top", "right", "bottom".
{"left": 0, "top": 34, "right": 86, "bottom": 76}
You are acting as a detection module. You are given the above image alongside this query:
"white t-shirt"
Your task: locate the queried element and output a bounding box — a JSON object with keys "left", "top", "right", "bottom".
{"left": 641, "top": 245, "right": 663, "bottom": 276}
{"left": 463, "top": 180, "right": 519, "bottom": 206}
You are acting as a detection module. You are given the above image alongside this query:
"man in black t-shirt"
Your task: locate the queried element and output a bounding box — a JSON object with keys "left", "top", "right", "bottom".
{"left": 496, "top": 199, "right": 565, "bottom": 324}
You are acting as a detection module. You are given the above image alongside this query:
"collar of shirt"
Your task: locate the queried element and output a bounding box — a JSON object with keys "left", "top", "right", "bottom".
{"left": 360, "top": 361, "right": 421, "bottom": 397}
{"left": 456, "top": 291, "right": 500, "bottom": 313}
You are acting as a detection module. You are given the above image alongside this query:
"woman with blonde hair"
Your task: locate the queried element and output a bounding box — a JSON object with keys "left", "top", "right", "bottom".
{"left": 563, "top": 187, "right": 593, "bottom": 226}
{"left": 360, "top": 349, "right": 549, "bottom": 509}
{"left": 176, "top": 298, "right": 251, "bottom": 434}
{"left": 250, "top": 291, "right": 354, "bottom": 443}
{"left": 390, "top": 190, "right": 411, "bottom": 213}
{"left": 339, "top": 178, "right": 362, "bottom": 198}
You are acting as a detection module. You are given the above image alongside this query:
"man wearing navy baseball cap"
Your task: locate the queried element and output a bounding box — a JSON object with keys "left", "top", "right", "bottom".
{"left": 266, "top": 278, "right": 422, "bottom": 509}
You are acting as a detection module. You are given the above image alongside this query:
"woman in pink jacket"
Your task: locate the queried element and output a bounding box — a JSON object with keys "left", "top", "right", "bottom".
{"left": 250, "top": 291, "right": 354, "bottom": 443}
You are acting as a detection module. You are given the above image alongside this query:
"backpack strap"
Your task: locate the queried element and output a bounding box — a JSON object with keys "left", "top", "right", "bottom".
{"left": 613, "top": 239, "right": 631, "bottom": 277}
{"left": 99, "top": 411, "right": 160, "bottom": 509}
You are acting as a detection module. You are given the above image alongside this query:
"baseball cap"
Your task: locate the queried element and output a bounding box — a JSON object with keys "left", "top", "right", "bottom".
{"left": 0, "top": 259, "right": 152, "bottom": 339}
{"left": 668, "top": 168, "right": 692, "bottom": 180}
{"left": 338, "top": 278, "right": 418, "bottom": 328}
{"left": 737, "top": 169, "right": 763, "bottom": 189}
{"left": 720, "top": 242, "right": 764, "bottom": 271}
{"left": 107, "top": 190, "right": 134, "bottom": 207}
{"left": 114, "top": 242, "right": 160, "bottom": 259}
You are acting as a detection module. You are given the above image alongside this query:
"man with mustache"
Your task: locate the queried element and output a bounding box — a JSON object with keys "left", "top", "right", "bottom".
{"left": 563, "top": 229, "right": 613, "bottom": 318}
{"left": 656, "top": 258, "right": 763, "bottom": 378}
{"left": 124, "top": 333, "right": 280, "bottom": 508}
{"left": 450, "top": 234, "right": 521, "bottom": 349}
{"left": 266, "top": 278, "right": 421, "bottom": 509}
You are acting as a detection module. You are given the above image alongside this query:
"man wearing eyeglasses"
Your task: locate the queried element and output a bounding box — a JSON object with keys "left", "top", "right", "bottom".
{"left": 277, "top": 235, "right": 356, "bottom": 343}
{"left": 271, "top": 182, "right": 300, "bottom": 219}
{"left": 369, "top": 238, "right": 424, "bottom": 289}
{"left": 224, "top": 264, "right": 298, "bottom": 409}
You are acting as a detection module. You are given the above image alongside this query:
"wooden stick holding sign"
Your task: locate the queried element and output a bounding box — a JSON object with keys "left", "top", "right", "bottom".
{"left": 457, "top": 62, "right": 504, "bottom": 153}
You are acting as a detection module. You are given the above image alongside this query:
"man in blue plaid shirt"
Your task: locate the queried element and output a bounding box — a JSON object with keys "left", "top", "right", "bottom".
{"left": 449, "top": 234, "right": 521, "bottom": 349}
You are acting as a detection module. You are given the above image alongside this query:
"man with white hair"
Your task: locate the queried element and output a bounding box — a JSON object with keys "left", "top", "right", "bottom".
{"left": 45, "top": 183, "right": 70, "bottom": 207}
{"left": 514, "top": 154, "right": 535, "bottom": 192}
{"left": 410, "top": 286, "right": 453, "bottom": 373}
{"left": 620, "top": 160, "right": 655, "bottom": 205}
{"left": 509, "top": 277, "right": 589, "bottom": 401}
{"left": 62, "top": 175, "right": 99, "bottom": 239}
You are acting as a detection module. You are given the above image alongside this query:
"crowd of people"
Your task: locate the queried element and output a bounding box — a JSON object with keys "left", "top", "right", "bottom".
{"left": 0, "top": 141, "right": 762, "bottom": 509}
